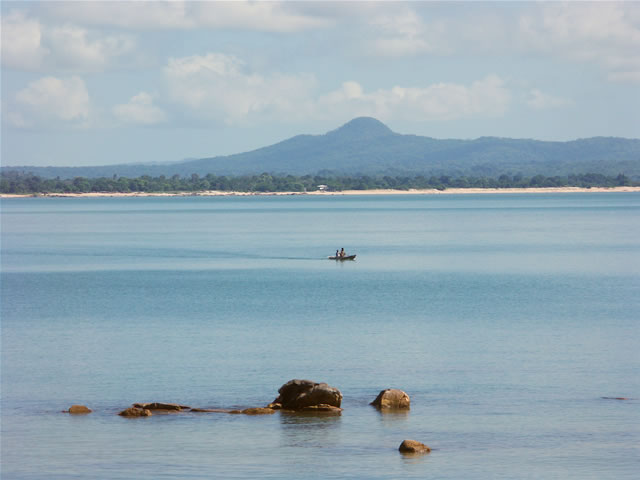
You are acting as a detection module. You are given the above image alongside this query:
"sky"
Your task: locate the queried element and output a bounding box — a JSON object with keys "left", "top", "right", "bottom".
{"left": 1, "top": 1, "right": 639, "bottom": 167}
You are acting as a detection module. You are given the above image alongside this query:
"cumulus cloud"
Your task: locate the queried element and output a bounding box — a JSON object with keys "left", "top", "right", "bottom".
{"left": 164, "top": 53, "right": 316, "bottom": 124}
{"left": 526, "top": 89, "right": 573, "bottom": 111}
{"left": 10, "top": 76, "right": 90, "bottom": 128}
{"left": 113, "top": 92, "right": 167, "bottom": 125}
{"left": 1, "top": 10, "right": 135, "bottom": 72}
{"left": 163, "top": 52, "right": 511, "bottom": 125}
{"left": 318, "top": 75, "right": 511, "bottom": 122}
{"left": 1, "top": 11, "right": 49, "bottom": 70}
{"left": 359, "top": 2, "right": 640, "bottom": 82}
{"left": 46, "top": 25, "right": 135, "bottom": 71}
{"left": 517, "top": 2, "right": 640, "bottom": 83}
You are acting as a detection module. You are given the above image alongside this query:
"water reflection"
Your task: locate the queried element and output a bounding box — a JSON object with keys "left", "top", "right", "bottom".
{"left": 376, "top": 408, "right": 410, "bottom": 427}
{"left": 278, "top": 411, "right": 342, "bottom": 448}
{"left": 399, "top": 450, "right": 430, "bottom": 465}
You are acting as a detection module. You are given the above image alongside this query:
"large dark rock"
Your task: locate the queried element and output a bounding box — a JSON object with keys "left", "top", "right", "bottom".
{"left": 370, "top": 389, "right": 410, "bottom": 409}
{"left": 399, "top": 439, "right": 430, "bottom": 454}
{"left": 273, "top": 379, "right": 342, "bottom": 410}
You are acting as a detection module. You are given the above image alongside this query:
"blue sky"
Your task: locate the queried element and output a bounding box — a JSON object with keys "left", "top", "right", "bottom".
{"left": 2, "top": 1, "right": 639, "bottom": 167}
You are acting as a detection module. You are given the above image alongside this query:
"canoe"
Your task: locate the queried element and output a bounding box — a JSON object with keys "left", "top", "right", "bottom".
{"left": 328, "top": 255, "right": 356, "bottom": 260}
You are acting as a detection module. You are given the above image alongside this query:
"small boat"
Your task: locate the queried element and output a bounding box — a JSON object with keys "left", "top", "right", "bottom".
{"left": 328, "top": 255, "right": 356, "bottom": 260}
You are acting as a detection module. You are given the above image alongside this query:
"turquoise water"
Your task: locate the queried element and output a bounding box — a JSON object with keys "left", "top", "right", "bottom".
{"left": 2, "top": 193, "right": 639, "bottom": 479}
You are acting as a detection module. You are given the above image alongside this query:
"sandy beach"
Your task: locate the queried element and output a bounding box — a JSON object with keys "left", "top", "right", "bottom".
{"left": 1, "top": 186, "right": 639, "bottom": 198}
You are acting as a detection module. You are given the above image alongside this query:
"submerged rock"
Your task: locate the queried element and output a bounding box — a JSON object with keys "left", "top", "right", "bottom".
{"left": 119, "top": 407, "right": 152, "bottom": 417}
{"left": 133, "top": 402, "right": 189, "bottom": 411}
{"left": 229, "top": 407, "right": 277, "bottom": 415}
{"left": 273, "top": 379, "right": 342, "bottom": 410}
{"left": 370, "top": 389, "right": 410, "bottom": 410}
{"left": 299, "top": 404, "right": 343, "bottom": 413}
{"left": 190, "top": 408, "right": 233, "bottom": 413}
{"left": 398, "top": 439, "right": 430, "bottom": 454}
{"left": 67, "top": 405, "right": 92, "bottom": 414}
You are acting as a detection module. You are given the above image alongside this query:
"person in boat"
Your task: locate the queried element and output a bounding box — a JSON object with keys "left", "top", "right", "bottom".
{"left": 335, "top": 249, "right": 339, "bottom": 258}
{"left": 340, "top": 247, "right": 345, "bottom": 258}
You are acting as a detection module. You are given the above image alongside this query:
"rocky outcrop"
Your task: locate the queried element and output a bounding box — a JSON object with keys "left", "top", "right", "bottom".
{"left": 272, "top": 379, "right": 342, "bottom": 410}
{"left": 133, "top": 402, "right": 189, "bottom": 411}
{"left": 370, "top": 389, "right": 410, "bottom": 410}
{"left": 398, "top": 439, "right": 430, "bottom": 454}
{"left": 119, "top": 407, "right": 152, "bottom": 417}
{"left": 67, "top": 405, "right": 92, "bottom": 414}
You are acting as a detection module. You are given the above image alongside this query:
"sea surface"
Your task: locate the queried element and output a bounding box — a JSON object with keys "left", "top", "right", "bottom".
{"left": 1, "top": 193, "right": 639, "bottom": 479}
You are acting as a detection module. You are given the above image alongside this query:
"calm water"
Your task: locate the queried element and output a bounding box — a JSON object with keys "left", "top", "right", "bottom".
{"left": 1, "top": 193, "right": 639, "bottom": 479}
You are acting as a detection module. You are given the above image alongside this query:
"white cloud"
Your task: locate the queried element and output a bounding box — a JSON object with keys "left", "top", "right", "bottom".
{"left": 164, "top": 53, "right": 316, "bottom": 125}
{"left": 113, "top": 92, "right": 167, "bottom": 125}
{"left": 164, "top": 53, "right": 510, "bottom": 125}
{"left": 360, "top": 2, "right": 640, "bottom": 82}
{"left": 517, "top": 2, "right": 640, "bottom": 83}
{"left": 318, "top": 75, "right": 511, "bottom": 122}
{"left": 11, "top": 76, "right": 90, "bottom": 128}
{"left": 367, "top": 9, "right": 435, "bottom": 56}
{"left": 42, "top": 1, "right": 192, "bottom": 30}
{"left": 1, "top": 10, "right": 135, "bottom": 72}
{"left": 46, "top": 25, "right": 135, "bottom": 71}
{"left": 40, "top": 1, "right": 331, "bottom": 32}
{"left": 526, "top": 89, "right": 573, "bottom": 111}
{"left": 191, "top": 1, "right": 331, "bottom": 32}
{"left": 1, "top": 11, "right": 49, "bottom": 70}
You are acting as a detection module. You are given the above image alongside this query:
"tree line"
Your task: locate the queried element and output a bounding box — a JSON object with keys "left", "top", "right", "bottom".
{"left": 1, "top": 171, "right": 636, "bottom": 195}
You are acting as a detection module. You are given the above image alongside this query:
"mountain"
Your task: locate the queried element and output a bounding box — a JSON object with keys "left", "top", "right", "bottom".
{"left": 4, "top": 117, "right": 640, "bottom": 179}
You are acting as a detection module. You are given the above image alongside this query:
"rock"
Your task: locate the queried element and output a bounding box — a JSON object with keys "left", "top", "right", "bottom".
{"left": 133, "top": 402, "right": 189, "bottom": 411}
{"left": 267, "top": 402, "right": 282, "bottom": 410}
{"left": 68, "top": 405, "right": 92, "bottom": 414}
{"left": 299, "top": 404, "right": 343, "bottom": 413}
{"left": 273, "top": 379, "right": 342, "bottom": 410}
{"left": 119, "top": 407, "right": 152, "bottom": 417}
{"left": 370, "top": 389, "right": 410, "bottom": 410}
{"left": 399, "top": 439, "right": 430, "bottom": 454}
{"left": 230, "top": 407, "right": 277, "bottom": 415}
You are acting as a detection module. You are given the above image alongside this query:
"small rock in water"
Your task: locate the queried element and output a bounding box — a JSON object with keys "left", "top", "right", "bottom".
{"left": 399, "top": 439, "right": 431, "bottom": 454}
{"left": 119, "top": 407, "right": 152, "bottom": 417}
{"left": 370, "top": 389, "right": 410, "bottom": 409}
{"left": 68, "top": 405, "right": 92, "bottom": 414}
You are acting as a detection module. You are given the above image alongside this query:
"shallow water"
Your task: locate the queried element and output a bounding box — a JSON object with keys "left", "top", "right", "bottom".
{"left": 2, "top": 193, "right": 639, "bottom": 479}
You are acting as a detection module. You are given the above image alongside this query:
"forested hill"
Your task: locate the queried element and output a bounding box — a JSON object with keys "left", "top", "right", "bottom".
{"left": 4, "top": 117, "right": 640, "bottom": 179}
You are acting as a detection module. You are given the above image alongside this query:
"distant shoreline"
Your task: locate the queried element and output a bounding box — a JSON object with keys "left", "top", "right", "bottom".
{"left": 2, "top": 186, "right": 639, "bottom": 198}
